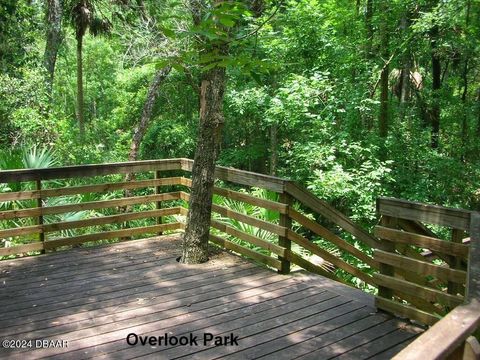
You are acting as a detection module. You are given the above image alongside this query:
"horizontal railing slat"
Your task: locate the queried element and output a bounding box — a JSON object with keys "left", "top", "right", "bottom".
{"left": 212, "top": 204, "right": 286, "bottom": 237}
{"left": 374, "top": 273, "right": 463, "bottom": 308}
{"left": 0, "top": 242, "right": 44, "bottom": 256}
{"left": 374, "top": 249, "right": 466, "bottom": 284}
{"left": 375, "top": 226, "right": 469, "bottom": 257}
{"left": 211, "top": 220, "right": 286, "bottom": 257}
{"left": 0, "top": 159, "right": 184, "bottom": 183}
{"left": 43, "top": 207, "right": 182, "bottom": 233}
{"left": 0, "top": 225, "right": 43, "bottom": 238}
{"left": 283, "top": 250, "right": 341, "bottom": 282}
{"left": 0, "top": 192, "right": 182, "bottom": 220}
{"left": 287, "top": 230, "right": 377, "bottom": 287}
{"left": 289, "top": 208, "right": 379, "bottom": 270}
{"left": 0, "top": 177, "right": 184, "bottom": 202}
{"left": 209, "top": 233, "right": 281, "bottom": 270}
{"left": 44, "top": 223, "right": 182, "bottom": 249}
{"left": 180, "top": 178, "right": 287, "bottom": 213}
{"left": 375, "top": 296, "right": 441, "bottom": 326}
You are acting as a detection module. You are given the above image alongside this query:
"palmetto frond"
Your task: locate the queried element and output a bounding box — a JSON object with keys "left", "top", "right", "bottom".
{"left": 70, "top": 0, "right": 93, "bottom": 39}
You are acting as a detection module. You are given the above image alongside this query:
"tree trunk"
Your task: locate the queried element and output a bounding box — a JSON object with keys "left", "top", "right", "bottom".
{"left": 461, "top": 0, "right": 471, "bottom": 157}
{"left": 399, "top": 8, "right": 411, "bottom": 120}
{"left": 365, "top": 0, "right": 374, "bottom": 58}
{"left": 270, "top": 123, "right": 278, "bottom": 176}
{"left": 76, "top": 36, "right": 85, "bottom": 139}
{"left": 476, "top": 88, "right": 480, "bottom": 138}
{"left": 128, "top": 66, "right": 172, "bottom": 163}
{"left": 378, "top": 0, "right": 389, "bottom": 138}
{"left": 181, "top": 66, "right": 227, "bottom": 264}
{"left": 44, "top": 0, "right": 62, "bottom": 96}
{"left": 430, "top": 24, "right": 441, "bottom": 149}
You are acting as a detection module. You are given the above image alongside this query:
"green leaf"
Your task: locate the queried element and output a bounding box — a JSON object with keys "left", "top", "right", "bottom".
{"left": 218, "top": 16, "right": 235, "bottom": 27}
{"left": 172, "top": 63, "right": 185, "bottom": 73}
{"left": 160, "top": 26, "right": 176, "bottom": 38}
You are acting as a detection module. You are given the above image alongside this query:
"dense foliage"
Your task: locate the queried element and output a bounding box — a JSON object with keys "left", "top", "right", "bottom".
{"left": 1, "top": 0, "right": 479, "bottom": 231}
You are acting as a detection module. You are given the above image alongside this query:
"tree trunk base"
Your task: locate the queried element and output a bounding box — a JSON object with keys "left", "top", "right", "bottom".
{"left": 180, "top": 232, "right": 209, "bottom": 264}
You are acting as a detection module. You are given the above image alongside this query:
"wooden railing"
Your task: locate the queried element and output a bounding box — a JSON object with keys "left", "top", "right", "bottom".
{"left": 2, "top": 158, "right": 480, "bottom": 352}
{"left": 0, "top": 158, "right": 380, "bottom": 289}
{"left": 392, "top": 212, "right": 480, "bottom": 359}
{"left": 373, "top": 197, "right": 475, "bottom": 326}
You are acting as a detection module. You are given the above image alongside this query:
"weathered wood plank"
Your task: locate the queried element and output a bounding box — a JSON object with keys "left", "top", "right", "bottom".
{"left": 0, "top": 192, "right": 182, "bottom": 220}
{"left": 0, "top": 270, "right": 293, "bottom": 340}
{"left": 333, "top": 328, "right": 418, "bottom": 360}
{"left": 180, "top": 159, "right": 286, "bottom": 192}
{"left": 0, "top": 177, "right": 184, "bottom": 202}
{"left": 392, "top": 300, "right": 480, "bottom": 359}
{"left": 375, "top": 296, "right": 441, "bottom": 326}
{"left": 246, "top": 309, "right": 388, "bottom": 360}
{"left": 377, "top": 197, "right": 471, "bottom": 231}
{"left": 286, "top": 182, "right": 382, "bottom": 250}
{"left": 181, "top": 178, "right": 288, "bottom": 213}
{"left": 283, "top": 250, "right": 342, "bottom": 282}
{"left": 392, "top": 289, "right": 445, "bottom": 317}
{"left": 463, "top": 336, "right": 480, "bottom": 360}
{"left": 374, "top": 249, "right": 467, "bottom": 284}
{"left": 375, "top": 226, "right": 469, "bottom": 257}
{"left": 210, "top": 220, "right": 286, "bottom": 257}
{"left": 0, "top": 235, "right": 420, "bottom": 360}
{"left": 374, "top": 273, "right": 463, "bottom": 308}
{"left": 278, "top": 192, "right": 292, "bottom": 274}
{"left": 287, "top": 229, "right": 377, "bottom": 287}
{"left": 0, "top": 225, "right": 43, "bottom": 238}
{"left": 377, "top": 216, "right": 397, "bottom": 300}
{"left": 211, "top": 204, "right": 286, "bottom": 236}
{"left": 0, "top": 159, "right": 183, "bottom": 183}
{"left": 0, "top": 242, "right": 44, "bottom": 256}
{"left": 467, "top": 212, "right": 480, "bottom": 301}
{"left": 298, "top": 318, "right": 407, "bottom": 360}
{"left": 289, "top": 208, "right": 379, "bottom": 270}
{"left": 448, "top": 228, "right": 467, "bottom": 295}
{"left": 209, "top": 233, "right": 281, "bottom": 270}
{"left": 44, "top": 222, "right": 182, "bottom": 249}
{"left": 43, "top": 207, "right": 182, "bottom": 233}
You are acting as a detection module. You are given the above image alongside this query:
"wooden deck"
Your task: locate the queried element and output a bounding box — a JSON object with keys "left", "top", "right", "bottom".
{"left": 0, "top": 236, "right": 422, "bottom": 359}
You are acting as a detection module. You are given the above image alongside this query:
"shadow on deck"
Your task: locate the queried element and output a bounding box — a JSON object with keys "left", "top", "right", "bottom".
{"left": 0, "top": 236, "right": 422, "bottom": 360}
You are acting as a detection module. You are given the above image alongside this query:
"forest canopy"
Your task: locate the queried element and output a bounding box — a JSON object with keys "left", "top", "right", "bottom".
{"left": 0, "top": 0, "right": 479, "bottom": 230}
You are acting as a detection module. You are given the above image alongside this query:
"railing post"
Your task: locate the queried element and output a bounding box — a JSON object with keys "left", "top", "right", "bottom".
{"left": 155, "top": 170, "right": 163, "bottom": 236}
{"left": 377, "top": 215, "right": 397, "bottom": 300}
{"left": 466, "top": 212, "right": 480, "bottom": 301}
{"left": 36, "top": 180, "right": 45, "bottom": 254}
{"left": 448, "top": 228, "right": 466, "bottom": 296}
{"left": 278, "top": 190, "right": 292, "bottom": 274}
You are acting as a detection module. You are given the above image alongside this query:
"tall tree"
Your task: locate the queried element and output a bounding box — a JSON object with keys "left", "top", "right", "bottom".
{"left": 67, "top": 0, "right": 110, "bottom": 139}
{"left": 365, "top": 0, "right": 374, "bottom": 58}
{"left": 70, "top": 0, "right": 92, "bottom": 139}
{"left": 429, "top": 21, "right": 441, "bottom": 148}
{"left": 399, "top": 5, "right": 412, "bottom": 119}
{"left": 181, "top": 0, "right": 229, "bottom": 264}
{"left": 378, "top": 0, "right": 389, "bottom": 137}
{"left": 127, "top": 65, "right": 172, "bottom": 163}
{"left": 44, "top": 0, "right": 63, "bottom": 96}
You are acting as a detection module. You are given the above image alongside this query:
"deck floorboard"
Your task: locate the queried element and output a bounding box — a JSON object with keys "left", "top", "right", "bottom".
{"left": 0, "top": 235, "right": 422, "bottom": 359}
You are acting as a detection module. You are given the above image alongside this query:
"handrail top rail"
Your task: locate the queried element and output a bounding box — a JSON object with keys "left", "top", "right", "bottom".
{"left": 392, "top": 299, "right": 480, "bottom": 359}
{"left": 377, "top": 196, "right": 471, "bottom": 231}
{"left": 0, "top": 158, "right": 186, "bottom": 183}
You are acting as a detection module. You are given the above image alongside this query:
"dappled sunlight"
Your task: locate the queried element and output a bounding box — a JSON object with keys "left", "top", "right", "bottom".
{"left": 0, "top": 235, "right": 421, "bottom": 359}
